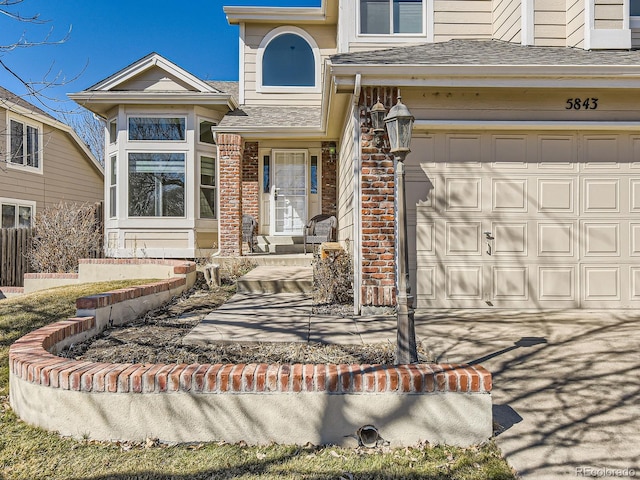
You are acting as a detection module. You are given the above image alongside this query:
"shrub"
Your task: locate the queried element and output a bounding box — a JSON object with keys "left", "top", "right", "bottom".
{"left": 29, "top": 202, "right": 102, "bottom": 273}
{"left": 313, "top": 245, "right": 353, "bottom": 305}
{"left": 219, "top": 257, "right": 257, "bottom": 285}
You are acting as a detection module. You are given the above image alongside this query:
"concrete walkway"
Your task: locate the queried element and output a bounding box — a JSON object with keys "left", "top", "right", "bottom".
{"left": 184, "top": 278, "right": 640, "bottom": 479}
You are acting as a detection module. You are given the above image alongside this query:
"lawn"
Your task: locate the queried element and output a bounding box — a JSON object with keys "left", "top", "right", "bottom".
{"left": 0, "top": 283, "right": 516, "bottom": 480}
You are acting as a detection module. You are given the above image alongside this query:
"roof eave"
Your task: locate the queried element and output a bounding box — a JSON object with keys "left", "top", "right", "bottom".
{"left": 224, "top": 6, "right": 331, "bottom": 25}
{"left": 69, "top": 92, "right": 237, "bottom": 113}
{"left": 329, "top": 63, "right": 640, "bottom": 91}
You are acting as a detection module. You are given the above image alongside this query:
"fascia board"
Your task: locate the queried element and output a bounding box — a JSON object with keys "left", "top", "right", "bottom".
{"left": 68, "top": 92, "right": 236, "bottom": 109}
{"left": 330, "top": 64, "right": 640, "bottom": 89}
{"left": 3, "top": 101, "right": 103, "bottom": 175}
{"left": 224, "top": 6, "right": 328, "bottom": 25}
{"left": 90, "top": 54, "right": 217, "bottom": 93}
{"left": 414, "top": 120, "right": 640, "bottom": 131}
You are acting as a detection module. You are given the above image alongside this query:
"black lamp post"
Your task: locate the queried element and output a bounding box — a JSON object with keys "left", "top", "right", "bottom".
{"left": 383, "top": 95, "right": 417, "bottom": 364}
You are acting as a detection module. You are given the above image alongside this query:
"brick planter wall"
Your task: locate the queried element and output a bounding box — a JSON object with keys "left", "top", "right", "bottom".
{"left": 9, "top": 265, "right": 493, "bottom": 447}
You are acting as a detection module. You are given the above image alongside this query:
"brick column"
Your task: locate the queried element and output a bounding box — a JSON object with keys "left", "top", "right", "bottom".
{"left": 321, "top": 141, "right": 337, "bottom": 216}
{"left": 360, "top": 87, "right": 396, "bottom": 309}
{"left": 241, "top": 142, "right": 259, "bottom": 255}
{"left": 218, "top": 134, "right": 243, "bottom": 256}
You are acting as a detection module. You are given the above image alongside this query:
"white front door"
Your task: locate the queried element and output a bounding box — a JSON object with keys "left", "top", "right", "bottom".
{"left": 271, "top": 150, "right": 307, "bottom": 235}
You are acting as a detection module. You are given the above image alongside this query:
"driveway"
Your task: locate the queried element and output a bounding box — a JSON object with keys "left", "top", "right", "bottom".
{"left": 414, "top": 309, "right": 640, "bottom": 479}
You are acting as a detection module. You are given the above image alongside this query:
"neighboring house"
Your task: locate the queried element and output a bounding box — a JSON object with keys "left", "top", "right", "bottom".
{"left": 72, "top": 0, "right": 640, "bottom": 312}
{"left": 0, "top": 86, "right": 104, "bottom": 228}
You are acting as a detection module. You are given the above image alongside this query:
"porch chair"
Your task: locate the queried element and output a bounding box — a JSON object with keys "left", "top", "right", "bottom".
{"left": 304, "top": 214, "right": 337, "bottom": 254}
{"left": 242, "top": 214, "right": 258, "bottom": 253}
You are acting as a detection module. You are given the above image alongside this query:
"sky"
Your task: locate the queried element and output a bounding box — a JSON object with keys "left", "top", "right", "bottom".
{"left": 1, "top": 0, "right": 320, "bottom": 116}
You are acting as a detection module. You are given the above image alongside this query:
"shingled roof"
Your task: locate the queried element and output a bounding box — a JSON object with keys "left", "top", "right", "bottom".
{"left": 0, "top": 85, "right": 57, "bottom": 121}
{"left": 330, "top": 39, "right": 640, "bottom": 66}
{"left": 218, "top": 105, "right": 322, "bottom": 129}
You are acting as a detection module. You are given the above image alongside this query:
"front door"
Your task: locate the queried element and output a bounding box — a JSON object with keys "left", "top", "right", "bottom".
{"left": 270, "top": 150, "right": 307, "bottom": 235}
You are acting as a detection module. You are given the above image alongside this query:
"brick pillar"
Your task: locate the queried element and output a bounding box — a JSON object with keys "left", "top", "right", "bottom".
{"left": 218, "top": 133, "right": 243, "bottom": 256}
{"left": 242, "top": 141, "right": 259, "bottom": 254}
{"left": 321, "top": 141, "right": 337, "bottom": 216}
{"left": 360, "top": 87, "right": 397, "bottom": 309}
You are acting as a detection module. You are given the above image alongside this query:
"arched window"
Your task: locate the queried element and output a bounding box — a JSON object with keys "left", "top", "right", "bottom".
{"left": 258, "top": 27, "right": 319, "bottom": 91}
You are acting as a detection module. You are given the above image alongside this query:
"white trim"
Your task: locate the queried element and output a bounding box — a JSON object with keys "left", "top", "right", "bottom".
{"left": 414, "top": 119, "right": 640, "bottom": 131}
{"left": 521, "top": 0, "right": 534, "bottom": 46}
{"left": 0, "top": 197, "right": 36, "bottom": 228}
{"left": 585, "top": 0, "right": 631, "bottom": 49}
{"left": 256, "top": 26, "right": 322, "bottom": 94}
{"left": 90, "top": 53, "right": 218, "bottom": 94}
{"left": 352, "top": 74, "right": 362, "bottom": 315}
{"left": 198, "top": 153, "right": 217, "bottom": 220}
{"left": 239, "top": 23, "right": 246, "bottom": 105}
{"left": 4, "top": 111, "right": 44, "bottom": 175}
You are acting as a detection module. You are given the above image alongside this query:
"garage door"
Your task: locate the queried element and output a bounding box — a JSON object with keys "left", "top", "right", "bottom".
{"left": 411, "top": 132, "right": 640, "bottom": 309}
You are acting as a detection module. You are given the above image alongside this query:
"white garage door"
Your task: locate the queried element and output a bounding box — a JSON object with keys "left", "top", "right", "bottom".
{"left": 411, "top": 132, "right": 640, "bottom": 309}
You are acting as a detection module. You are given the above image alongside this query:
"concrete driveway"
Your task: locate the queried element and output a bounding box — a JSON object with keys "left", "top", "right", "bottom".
{"left": 414, "top": 309, "right": 640, "bottom": 479}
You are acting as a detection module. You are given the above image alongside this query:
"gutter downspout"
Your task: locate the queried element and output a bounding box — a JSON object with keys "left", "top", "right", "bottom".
{"left": 353, "top": 73, "right": 362, "bottom": 315}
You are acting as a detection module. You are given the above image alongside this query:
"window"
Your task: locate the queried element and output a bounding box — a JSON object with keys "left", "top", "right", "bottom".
{"left": 632, "top": 0, "right": 640, "bottom": 16}
{"left": 310, "top": 155, "right": 318, "bottom": 194}
{"left": 262, "top": 33, "right": 315, "bottom": 87}
{"left": 360, "top": 0, "right": 424, "bottom": 34}
{"left": 128, "top": 117, "right": 186, "bottom": 141}
{"left": 199, "top": 156, "right": 216, "bottom": 219}
{"left": 109, "top": 155, "right": 117, "bottom": 218}
{"left": 199, "top": 120, "right": 216, "bottom": 144}
{"left": 109, "top": 119, "right": 117, "bottom": 144}
{"left": 128, "top": 153, "right": 185, "bottom": 217}
{"left": 1, "top": 201, "right": 32, "bottom": 228}
{"left": 263, "top": 155, "right": 270, "bottom": 193}
{"left": 9, "top": 119, "right": 40, "bottom": 168}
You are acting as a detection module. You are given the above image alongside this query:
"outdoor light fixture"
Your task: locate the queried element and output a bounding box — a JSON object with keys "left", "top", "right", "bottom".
{"left": 384, "top": 94, "right": 418, "bottom": 364}
{"left": 370, "top": 97, "right": 387, "bottom": 147}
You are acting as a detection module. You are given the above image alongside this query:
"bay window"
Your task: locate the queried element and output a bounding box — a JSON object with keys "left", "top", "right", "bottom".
{"left": 128, "top": 153, "right": 185, "bottom": 217}
{"left": 128, "top": 117, "right": 186, "bottom": 141}
{"left": 360, "top": 0, "right": 424, "bottom": 35}
{"left": 199, "top": 156, "right": 216, "bottom": 219}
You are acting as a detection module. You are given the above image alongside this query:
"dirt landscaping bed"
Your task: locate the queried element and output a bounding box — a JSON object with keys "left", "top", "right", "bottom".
{"left": 59, "top": 281, "right": 429, "bottom": 365}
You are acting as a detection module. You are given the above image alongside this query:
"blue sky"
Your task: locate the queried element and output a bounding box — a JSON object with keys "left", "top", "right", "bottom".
{"left": 1, "top": 0, "right": 320, "bottom": 115}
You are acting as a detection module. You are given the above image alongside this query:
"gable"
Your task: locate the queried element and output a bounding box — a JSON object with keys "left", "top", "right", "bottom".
{"left": 113, "top": 66, "right": 199, "bottom": 93}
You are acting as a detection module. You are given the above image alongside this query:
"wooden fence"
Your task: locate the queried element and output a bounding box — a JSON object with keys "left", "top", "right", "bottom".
{"left": 0, "top": 228, "right": 32, "bottom": 287}
{"left": 0, "top": 202, "right": 105, "bottom": 288}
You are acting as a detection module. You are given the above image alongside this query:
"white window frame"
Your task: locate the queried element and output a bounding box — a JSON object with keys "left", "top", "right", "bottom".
{"left": 357, "top": 0, "right": 427, "bottom": 37}
{"left": 5, "top": 113, "right": 43, "bottom": 174}
{"left": 126, "top": 150, "right": 187, "bottom": 219}
{"left": 108, "top": 118, "right": 118, "bottom": 145}
{"left": 109, "top": 154, "right": 117, "bottom": 219}
{"left": 256, "top": 26, "right": 321, "bottom": 94}
{"left": 198, "top": 154, "right": 217, "bottom": 220}
{"left": 126, "top": 115, "right": 187, "bottom": 143}
{"left": 197, "top": 117, "right": 217, "bottom": 146}
{"left": 0, "top": 197, "right": 35, "bottom": 228}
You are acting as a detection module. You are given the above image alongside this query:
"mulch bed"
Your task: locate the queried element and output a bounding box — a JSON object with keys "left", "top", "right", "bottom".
{"left": 60, "top": 282, "right": 429, "bottom": 365}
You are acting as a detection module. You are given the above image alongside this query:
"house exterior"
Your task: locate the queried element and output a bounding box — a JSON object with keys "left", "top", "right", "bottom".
{"left": 0, "top": 86, "right": 104, "bottom": 228}
{"left": 72, "top": 0, "right": 640, "bottom": 312}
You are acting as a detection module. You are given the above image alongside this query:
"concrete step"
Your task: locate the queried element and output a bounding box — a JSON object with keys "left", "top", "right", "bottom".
{"left": 255, "top": 235, "right": 308, "bottom": 254}
{"left": 213, "top": 254, "right": 313, "bottom": 267}
{"left": 236, "top": 265, "right": 313, "bottom": 294}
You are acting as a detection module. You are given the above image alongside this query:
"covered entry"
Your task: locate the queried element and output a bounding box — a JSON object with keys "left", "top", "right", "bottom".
{"left": 411, "top": 130, "right": 640, "bottom": 309}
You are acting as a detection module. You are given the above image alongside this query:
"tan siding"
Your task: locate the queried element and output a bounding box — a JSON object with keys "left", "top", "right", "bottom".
{"left": 117, "top": 67, "right": 195, "bottom": 92}
{"left": 0, "top": 108, "right": 103, "bottom": 213}
{"left": 493, "top": 0, "right": 522, "bottom": 43}
{"left": 337, "top": 105, "right": 355, "bottom": 245}
{"left": 632, "top": 28, "right": 640, "bottom": 48}
{"left": 433, "top": 0, "right": 493, "bottom": 41}
{"left": 242, "top": 24, "right": 337, "bottom": 107}
{"left": 402, "top": 87, "right": 640, "bottom": 122}
{"left": 567, "top": 0, "right": 585, "bottom": 48}
{"left": 594, "top": 0, "right": 623, "bottom": 29}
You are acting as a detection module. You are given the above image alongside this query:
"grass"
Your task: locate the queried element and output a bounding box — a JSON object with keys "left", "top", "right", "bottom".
{"left": 0, "top": 282, "right": 517, "bottom": 480}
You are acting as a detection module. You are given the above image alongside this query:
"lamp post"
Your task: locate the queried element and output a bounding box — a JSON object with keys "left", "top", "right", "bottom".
{"left": 383, "top": 96, "right": 417, "bottom": 364}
